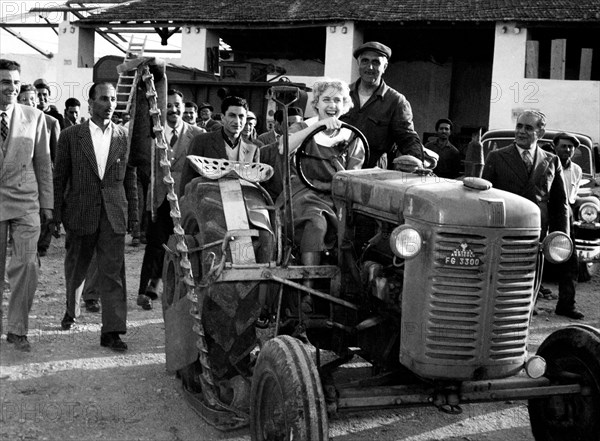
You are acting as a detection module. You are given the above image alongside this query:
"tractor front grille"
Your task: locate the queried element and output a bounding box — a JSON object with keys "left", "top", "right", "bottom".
{"left": 401, "top": 227, "right": 540, "bottom": 380}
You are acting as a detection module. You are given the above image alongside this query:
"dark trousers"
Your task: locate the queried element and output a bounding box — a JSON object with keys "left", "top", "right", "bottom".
{"left": 545, "top": 217, "right": 578, "bottom": 311}
{"left": 138, "top": 197, "right": 172, "bottom": 294}
{"left": 64, "top": 205, "right": 127, "bottom": 334}
{"left": 134, "top": 168, "right": 150, "bottom": 238}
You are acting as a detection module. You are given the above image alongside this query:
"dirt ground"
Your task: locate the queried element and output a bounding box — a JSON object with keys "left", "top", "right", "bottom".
{"left": 1, "top": 233, "right": 599, "bottom": 441}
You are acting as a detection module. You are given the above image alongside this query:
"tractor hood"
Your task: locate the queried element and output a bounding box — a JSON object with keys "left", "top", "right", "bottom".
{"left": 332, "top": 169, "right": 540, "bottom": 229}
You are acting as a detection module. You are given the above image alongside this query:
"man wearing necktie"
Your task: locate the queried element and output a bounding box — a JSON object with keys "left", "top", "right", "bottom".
{"left": 482, "top": 110, "right": 569, "bottom": 311}
{"left": 0, "top": 59, "right": 53, "bottom": 352}
{"left": 483, "top": 110, "right": 568, "bottom": 237}
{"left": 136, "top": 89, "right": 204, "bottom": 310}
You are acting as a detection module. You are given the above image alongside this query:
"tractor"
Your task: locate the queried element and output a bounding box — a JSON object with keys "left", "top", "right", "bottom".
{"left": 158, "top": 86, "right": 600, "bottom": 441}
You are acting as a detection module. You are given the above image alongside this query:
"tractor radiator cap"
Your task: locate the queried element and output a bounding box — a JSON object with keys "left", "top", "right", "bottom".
{"left": 463, "top": 177, "right": 492, "bottom": 190}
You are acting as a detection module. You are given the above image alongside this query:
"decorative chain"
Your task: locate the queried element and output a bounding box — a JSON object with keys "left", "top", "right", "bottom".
{"left": 140, "top": 65, "right": 218, "bottom": 405}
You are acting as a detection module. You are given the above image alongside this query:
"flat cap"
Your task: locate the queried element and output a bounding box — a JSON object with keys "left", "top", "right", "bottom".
{"left": 33, "top": 78, "right": 51, "bottom": 91}
{"left": 199, "top": 102, "right": 213, "bottom": 111}
{"left": 353, "top": 41, "right": 392, "bottom": 59}
{"left": 553, "top": 132, "right": 580, "bottom": 148}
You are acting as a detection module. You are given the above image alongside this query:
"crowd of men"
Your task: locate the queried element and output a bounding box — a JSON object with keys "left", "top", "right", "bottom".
{"left": 0, "top": 41, "right": 585, "bottom": 352}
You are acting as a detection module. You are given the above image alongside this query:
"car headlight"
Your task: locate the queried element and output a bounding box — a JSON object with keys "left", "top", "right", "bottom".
{"left": 579, "top": 202, "right": 599, "bottom": 223}
{"left": 389, "top": 226, "right": 422, "bottom": 259}
{"left": 541, "top": 232, "right": 573, "bottom": 264}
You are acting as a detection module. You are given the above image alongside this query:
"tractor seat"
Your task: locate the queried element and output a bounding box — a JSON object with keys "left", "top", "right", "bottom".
{"left": 187, "top": 155, "right": 274, "bottom": 183}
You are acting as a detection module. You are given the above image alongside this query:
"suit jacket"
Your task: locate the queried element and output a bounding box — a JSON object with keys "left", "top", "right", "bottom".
{"left": 64, "top": 117, "right": 87, "bottom": 129}
{"left": 153, "top": 121, "right": 204, "bottom": 209}
{"left": 257, "top": 129, "right": 279, "bottom": 146}
{"left": 45, "top": 114, "right": 60, "bottom": 162}
{"left": 179, "top": 130, "right": 260, "bottom": 196}
{"left": 53, "top": 121, "right": 138, "bottom": 235}
{"left": 0, "top": 104, "right": 53, "bottom": 222}
{"left": 198, "top": 118, "right": 222, "bottom": 133}
{"left": 482, "top": 143, "right": 569, "bottom": 234}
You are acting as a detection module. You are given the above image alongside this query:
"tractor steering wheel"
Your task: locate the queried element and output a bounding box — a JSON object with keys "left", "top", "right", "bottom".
{"left": 295, "top": 122, "right": 370, "bottom": 193}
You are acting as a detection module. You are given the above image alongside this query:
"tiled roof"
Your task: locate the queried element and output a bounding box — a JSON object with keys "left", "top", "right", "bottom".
{"left": 79, "top": 0, "right": 600, "bottom": 25}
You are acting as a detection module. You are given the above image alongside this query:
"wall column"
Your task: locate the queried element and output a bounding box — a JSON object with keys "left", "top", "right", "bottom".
{"left": 56, "top": 20, "right": 95, "bottom": 110}
{"left": 489, "top": 22, "right": 529, "bottom": 129}
{"left": 181, "top": 26, "right": 220, "bottom": 72}
{"left": 324, "top": 21, "right": 362, "bottom": 83}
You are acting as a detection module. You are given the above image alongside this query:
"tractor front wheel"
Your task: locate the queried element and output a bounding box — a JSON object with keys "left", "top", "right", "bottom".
{"left": 250, "top": 335, "right": 328, "bottom": 441}
{"left": 528, "top": 325, "right": 600, "bottom": 441}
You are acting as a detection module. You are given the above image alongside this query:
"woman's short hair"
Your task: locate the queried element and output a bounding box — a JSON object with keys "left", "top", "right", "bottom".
{"left": 311, "top": 79, "right": 353, "bottom": 115}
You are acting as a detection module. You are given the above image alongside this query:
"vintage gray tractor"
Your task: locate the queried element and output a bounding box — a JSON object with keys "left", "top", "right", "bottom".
{"left": 161, "top": 89, "right": 600, "bottom": 441}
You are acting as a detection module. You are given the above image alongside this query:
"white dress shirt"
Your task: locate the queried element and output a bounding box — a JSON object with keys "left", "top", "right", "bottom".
{"left": 89, "top": 120, "right": 112, "bottom": 179}
{"left": 563, "top": 161, "right": 582, "bottom": 205}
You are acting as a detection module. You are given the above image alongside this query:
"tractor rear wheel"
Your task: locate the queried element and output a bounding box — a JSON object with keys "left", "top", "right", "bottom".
{"left": 250, "top": 335, "right": 328, "bottom": 441}
{"left": 180, "top": 177, "right": 274, "bottom": 386}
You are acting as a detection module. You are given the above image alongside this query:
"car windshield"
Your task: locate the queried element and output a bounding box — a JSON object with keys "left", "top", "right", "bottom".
{"left": 482, "top": 137, "right": 593, "bottom": 176}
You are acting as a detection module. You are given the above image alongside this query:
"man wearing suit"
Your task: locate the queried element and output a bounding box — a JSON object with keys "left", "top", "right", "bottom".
{"left": 18, "top": 84, "right": 61, "bottom": 257}
{"left": 54, "top": 82, "right": 138, "bottom": 351}
{"left": 0, "top": 59, "right": 53, "bottom": 351}
{"left": 482, "top": 110, "right": 569, "bottom": 314}
{"left": 482, "top": 110, "right": 569, "bottom": 236}
{"left": 197, "top": 102, "right": 222, "bottom": 132}
{"left": 180, "top": 95, "right": 260, "bottom": 196}
{"left": 137, "top": 89, "right": 205, "bottom": 310}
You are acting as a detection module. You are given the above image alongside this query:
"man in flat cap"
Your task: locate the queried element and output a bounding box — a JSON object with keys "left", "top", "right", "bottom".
{"left": 34, "top": 78, "right": 65, "bottom": 130}
{"left": 547, "top": 132, "right": 584, "bottom": 319}
{"left": 197, "top": 102, "right": 222, "bottom": 132}
{"left": 341, "top": 41, "right": 424, "bottom": 169}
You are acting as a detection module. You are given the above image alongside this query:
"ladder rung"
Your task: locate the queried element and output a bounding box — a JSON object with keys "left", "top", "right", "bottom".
{"left": 116, "top": 101, "right": 130, "bottom": 105}
{"left": 120, "top": 75, "right": 136, "bottom": 79}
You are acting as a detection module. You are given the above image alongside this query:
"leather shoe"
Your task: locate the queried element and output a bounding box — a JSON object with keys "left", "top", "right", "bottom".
{"left": 61, "top": 312, "right": 75, "bottom": 330}
{"left": 100, "top": 332, "right": 128, "bottom": 352}
{"left": 145, "top": 278, "right": 161, "bottom": 300}
{"left": 556, "top": 308, "right": 585, "bottom": 320}
{"left": 137, "top": 294, "right": 153, "bottom": 310}
{"left": 7, "top": 333, "right": 31, "bottom": 352}
{"left": 84, "top": 299, "right": 100, "bottom": 313}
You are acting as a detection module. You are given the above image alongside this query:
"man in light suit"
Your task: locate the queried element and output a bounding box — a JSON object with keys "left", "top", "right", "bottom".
{"left": 137, "top": 89, "right": 205, "bottom": 310}
{"left": 0, "top": 59, "right": 53, "bottom": 351}
{"left": 54, "top": 82, "right": 138, "bottom": 351}
{"left": 482, "top": 110, "right": 569, "bottom": 236}
{"left": 18, "top": 84, "right": 61, "bottom": 257}
{"left": 180, "top": 95, "right": 260, "bottom": 196}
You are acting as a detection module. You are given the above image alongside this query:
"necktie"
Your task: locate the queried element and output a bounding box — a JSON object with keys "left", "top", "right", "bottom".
{"left": 1, "top": 112, "right": 8, "bottom": 154}
{"left": 1, "top": 112, "right": 8, "bottom": 140}
{"left": 522, "top": 149, "right": 533, "bottom": 174}
{"left": 170, "top": 129, "right": 178, "bottom": 148}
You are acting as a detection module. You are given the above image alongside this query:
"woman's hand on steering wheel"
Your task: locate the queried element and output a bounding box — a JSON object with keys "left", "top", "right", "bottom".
{"left": 318, "top": 116, "right": 343, "bottom": 132}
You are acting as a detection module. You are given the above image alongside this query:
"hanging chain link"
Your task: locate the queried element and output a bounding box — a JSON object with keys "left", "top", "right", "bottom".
{"left": 140, "top": 64, "right": 218, "bottom": 405}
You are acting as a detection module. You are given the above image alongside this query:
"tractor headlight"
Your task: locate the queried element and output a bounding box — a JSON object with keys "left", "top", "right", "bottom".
{"left": 389, "top": 226, "right": 422, "bottom": 259}
{"left": 541, "top": 232, "right": 573, "bottom": 264}
{"left": 579, "top": 202, "right": 599, "bottom": 223}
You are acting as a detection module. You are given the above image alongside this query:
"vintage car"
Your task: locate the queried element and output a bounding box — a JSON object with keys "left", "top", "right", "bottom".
{"left": 481, "top": 129, "right": 600, "bottom": 281}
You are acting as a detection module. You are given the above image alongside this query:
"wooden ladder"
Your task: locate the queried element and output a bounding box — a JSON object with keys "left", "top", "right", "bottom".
{"left": 115, "top": 35, "right": 147, "bottom": 114}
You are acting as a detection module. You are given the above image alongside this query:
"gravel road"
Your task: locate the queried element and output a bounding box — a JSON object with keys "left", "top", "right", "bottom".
{"left": 1, "top": 234, "right": 599, "bottom": 441}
